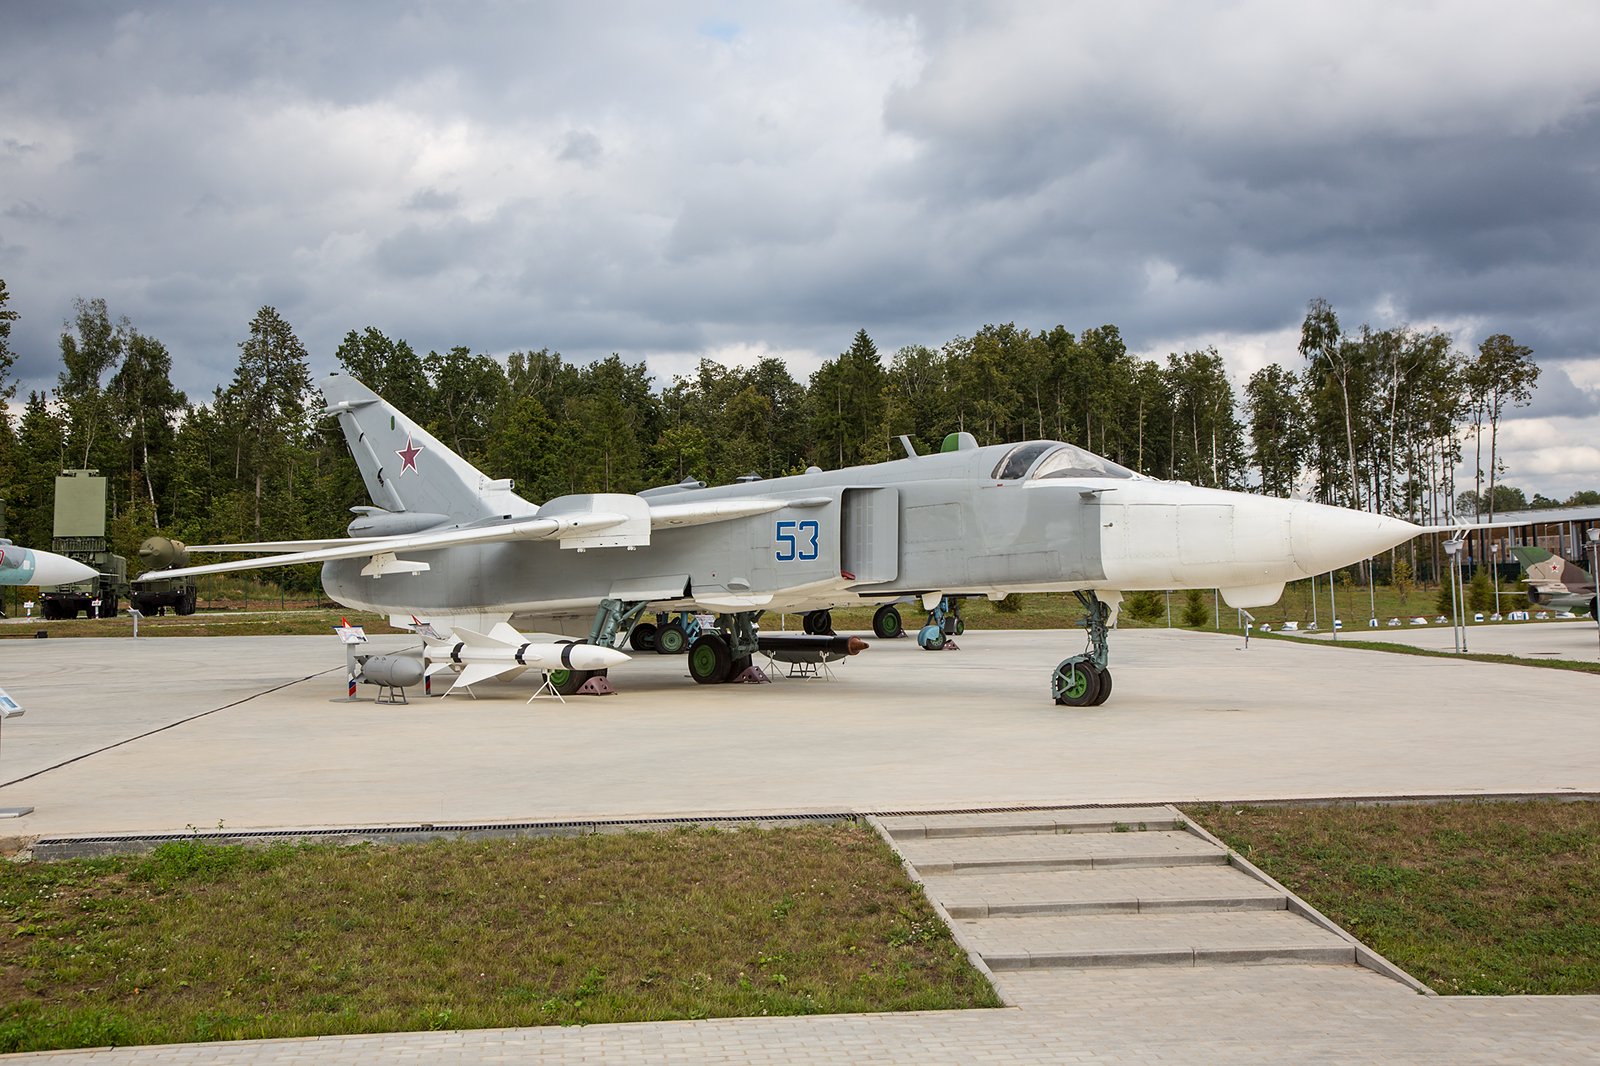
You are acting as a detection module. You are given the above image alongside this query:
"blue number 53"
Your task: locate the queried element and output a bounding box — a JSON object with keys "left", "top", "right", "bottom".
{"left": 776, "top": 519, "right": 821, "bottom": 561}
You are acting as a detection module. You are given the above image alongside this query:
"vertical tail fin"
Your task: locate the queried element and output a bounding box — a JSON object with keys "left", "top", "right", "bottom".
{"left": 319, "top": 374, "right": 536, "bottom": 522}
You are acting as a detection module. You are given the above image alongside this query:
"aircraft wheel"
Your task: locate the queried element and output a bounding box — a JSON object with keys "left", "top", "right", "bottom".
{"left": 872, "top": 605, "right": 903, "bottom": 638}
{"left": 1052, "top": 659, "right": 1101, "bottom": 706}
{"left": 548, "top": 668, "right": 591, "bottom": 696}
{"left": 630, "top": 622, "right": 657, "bottom": 652}
{"left": 1591, "top": 596, "right": 1597, "bottom": 620}
{"left": 654, "top": 621, "right": 689, "bottom": 655}
{"left": 803, "top": 610, "right": 833, "bottom": 635}
{"left": 917, "top": 624, "right": 945, "bottom": 650}
{"left": 1089, "top": 668, "right": 1113, "bottom": 706}
{"left": 954, "top": 617, "right": 965, "bottom": 635}
{"left": 688, "top": 634, "right": 732, "bottom": 685}
{"left": 725, "top": 654, "right": 752, "bottom": 682}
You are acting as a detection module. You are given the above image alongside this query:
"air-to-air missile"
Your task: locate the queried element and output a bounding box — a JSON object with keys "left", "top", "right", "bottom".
{"left": 0, "top": 542, "right": 97, "bottom": 587}
{"left": 419, "top": 626, "right": 631, "bottom": 694}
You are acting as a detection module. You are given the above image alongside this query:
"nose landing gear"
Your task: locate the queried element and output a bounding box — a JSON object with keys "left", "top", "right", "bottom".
{"left": 1053, "top": 590, "right": 1114, "bottom": 706}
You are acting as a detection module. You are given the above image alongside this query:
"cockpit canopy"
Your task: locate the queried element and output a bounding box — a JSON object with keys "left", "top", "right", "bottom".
{"left": 991, "top": 441, "right": 1139, "bottom": 481}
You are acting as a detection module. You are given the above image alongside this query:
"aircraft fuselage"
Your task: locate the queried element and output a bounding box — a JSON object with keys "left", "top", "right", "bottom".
{"left": 321, "top": 441, "right": 1417, "bottom": 633}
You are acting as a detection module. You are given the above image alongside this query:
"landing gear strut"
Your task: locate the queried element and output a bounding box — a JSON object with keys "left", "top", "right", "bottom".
{"left": 917, "top": 596, "right": 964, "bottom": 649}
{"left": 689, "top": 611, "right": 765, "bottom": 684}
{"left": 552, "top": 597, "right": 651, "bottom": 694}
{"left": 1053, "top": 591, "right": 1113, "bottom": 707}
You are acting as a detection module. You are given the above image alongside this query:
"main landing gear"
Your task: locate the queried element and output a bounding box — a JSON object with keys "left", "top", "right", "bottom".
{"left": 543, "top": 597, "right": 657, "bottom": 695}
{"left": 802, "top": 609, "right": 834, "bottom": 635}
{"left": 1053, "top": 591, "right": 1113, "bottom": 707}
{"left": 688, "top": 611, "right": 765, "bottom": 685}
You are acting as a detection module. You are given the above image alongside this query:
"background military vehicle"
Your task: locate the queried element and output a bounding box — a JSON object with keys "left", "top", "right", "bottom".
{"left": 40, "top": 470, "right": 127, "bottom": 619}
{"left": 38, "top": 470, "right": 196, "bottom": 619}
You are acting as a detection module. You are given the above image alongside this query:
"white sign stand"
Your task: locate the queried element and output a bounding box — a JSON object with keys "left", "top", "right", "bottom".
{"left": 331, "top": 623, "right": 374, "bottom": 703}
{"left": 0, "top": 688, "right": 33, "bottom": 818}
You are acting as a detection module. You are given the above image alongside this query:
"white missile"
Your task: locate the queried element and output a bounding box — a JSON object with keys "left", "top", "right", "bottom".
{"left": 0, "top": 543, "right": 97, "bottom": 587}
{"left": 420, "top": 625, "right": 630, "bottom": 693}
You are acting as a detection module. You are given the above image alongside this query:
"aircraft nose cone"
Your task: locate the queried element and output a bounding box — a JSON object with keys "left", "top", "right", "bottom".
{"left": 1291, "top": 502, "right": 1421, "bottom": 576}
{"left": 30, "top": 550, "right": 98, "bottom": 587}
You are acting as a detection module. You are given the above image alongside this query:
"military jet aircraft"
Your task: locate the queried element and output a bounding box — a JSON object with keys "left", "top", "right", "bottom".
{"left": 139, "top": 373, "right": 1423, "bottom": 705}
{"left": 1511, "top": 546, "right": 1597, "bottom": 618}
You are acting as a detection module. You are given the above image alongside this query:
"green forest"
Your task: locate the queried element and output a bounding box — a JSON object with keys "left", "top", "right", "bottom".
{"left": 0, "top": 280, "right": 1579, "bottom": 590}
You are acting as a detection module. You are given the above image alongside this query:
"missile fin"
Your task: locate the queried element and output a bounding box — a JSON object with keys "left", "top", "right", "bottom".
{"left": 488, "top": 622, "right": 526, "bottom": 644}
{"left": 450, "top": 628, "right": 516, "bottom": 651}
{"left": 448, "top": 663, "right": 510, "bottom": 692}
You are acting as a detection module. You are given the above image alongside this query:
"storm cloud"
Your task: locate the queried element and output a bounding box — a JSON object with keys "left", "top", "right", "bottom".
{"left": 3, "top": 1, "right": 1599, "bottom": 491}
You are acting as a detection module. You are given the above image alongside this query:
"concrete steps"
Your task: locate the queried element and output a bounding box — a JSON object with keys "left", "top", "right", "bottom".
{"left": 884, "top": 806, "right": 1376, "bottom": 978}
{"left": 935, "top": 865, "right": 1285, "bottom": 918}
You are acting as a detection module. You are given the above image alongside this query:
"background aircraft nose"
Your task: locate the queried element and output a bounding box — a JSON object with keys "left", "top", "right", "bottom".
{"left": 30, "top": 550, "right": 98, "bottom": 587}
{"left": 1291, "top": 502, "right": 1421, "bottom": 576}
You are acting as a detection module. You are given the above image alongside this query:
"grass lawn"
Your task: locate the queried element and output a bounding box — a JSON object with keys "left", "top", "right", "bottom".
{"left": 0, "top": 825, "right": 999, "bottom": 1053}
{"left": 1185, "top": 801, "right": 1600, "bottom": 995}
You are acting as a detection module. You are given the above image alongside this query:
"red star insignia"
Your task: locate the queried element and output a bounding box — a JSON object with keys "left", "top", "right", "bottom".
{"left": 396, "top": 434, "right": 423, "bottom": 475}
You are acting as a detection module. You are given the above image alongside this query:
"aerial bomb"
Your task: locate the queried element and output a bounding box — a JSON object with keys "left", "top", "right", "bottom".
{"left": 757, "top": 634, "right": 869, "bottom": 664}
{"left": 357, "top": 653, "right": 425, "bottom": 688}
{"left": 138, "top": 536, "right": 190, "bottom": 570}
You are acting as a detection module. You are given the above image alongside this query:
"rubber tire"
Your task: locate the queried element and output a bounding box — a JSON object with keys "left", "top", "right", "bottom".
{"left": 688, "top": 634, "right": 733, "bottom": 685}
{"left": 1591, "top": 596, "right": 1598, "bottom": 620}
{"left": 1089, "top": 667, "right": 1113, "bottom": 706}
{"left": 872, "top": 605, "right": 903, "bottom": 639}
{"left": 548, "top": 668, "right": 591, "bottom": 696}
{"left": 726, "top": 654, "right": 753, "bottom": 682}
{"left": 1053, "top": 660, "right": 1101, "bottom": 706}
{"left": 802, "top": 610, "right": 823, "bottom": 635}
{"left": 918, "top": 624, "right": 945, "bottom": 650}
{"left": 654, "top": 621, "right": 689, "bottom": 655}
{"left": 954, "top": 617, "right": 965, "bottom": 635}
{"left": 629, "top": 622, "right": 657, "bottom": 652}
{"left": 177, "top": 592, "right": 197, "bottom": 616}
{"left": 98, "top": 595, "right": 118, "bottom": 619}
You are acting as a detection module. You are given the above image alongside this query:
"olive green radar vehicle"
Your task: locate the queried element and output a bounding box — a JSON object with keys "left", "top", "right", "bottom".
{"left": 38, "top": 470, "right": 196, "bottom": 619}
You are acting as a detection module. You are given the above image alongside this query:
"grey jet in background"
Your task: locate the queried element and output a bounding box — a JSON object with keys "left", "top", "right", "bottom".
{"left": 140, "top": 374, "right": 1422, "bottom": 704}
{"left": 1512, "top": 546, "right": 1597, "bottom": 618}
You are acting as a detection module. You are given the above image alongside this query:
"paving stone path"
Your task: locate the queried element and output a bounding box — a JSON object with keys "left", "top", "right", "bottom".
{"left": 6, "top": 806, "right": 1600, "bottom": 1064}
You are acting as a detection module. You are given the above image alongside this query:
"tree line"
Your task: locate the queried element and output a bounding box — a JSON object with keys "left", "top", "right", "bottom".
{"left": 0, "top": 283, "right": 1569, "bottom": 588}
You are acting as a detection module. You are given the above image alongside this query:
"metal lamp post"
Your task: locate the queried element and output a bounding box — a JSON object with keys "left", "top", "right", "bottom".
{"left": 1491, "top": 543, "right": 1501, "bottom": 618}
{"left": 1444, "top": 539, "right": 1465, "bottom": 653}
{"left": 1587, "top": 528, "right": 1600, "bottom": 656}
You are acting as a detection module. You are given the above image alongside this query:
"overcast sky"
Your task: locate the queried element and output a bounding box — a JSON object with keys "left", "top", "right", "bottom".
{"left": 4, "top": 1, "right": 1600, "bottom": 496}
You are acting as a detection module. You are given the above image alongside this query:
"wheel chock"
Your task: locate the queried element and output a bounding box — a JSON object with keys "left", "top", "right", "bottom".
{"left": 576, "top": 675, "right": 617, "bottom": 696}
{"left": 730, "top": 665, "right": 771, "bottom": 684}
{"left": 939, "top": 640, "right": 960, "bottom": 651}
